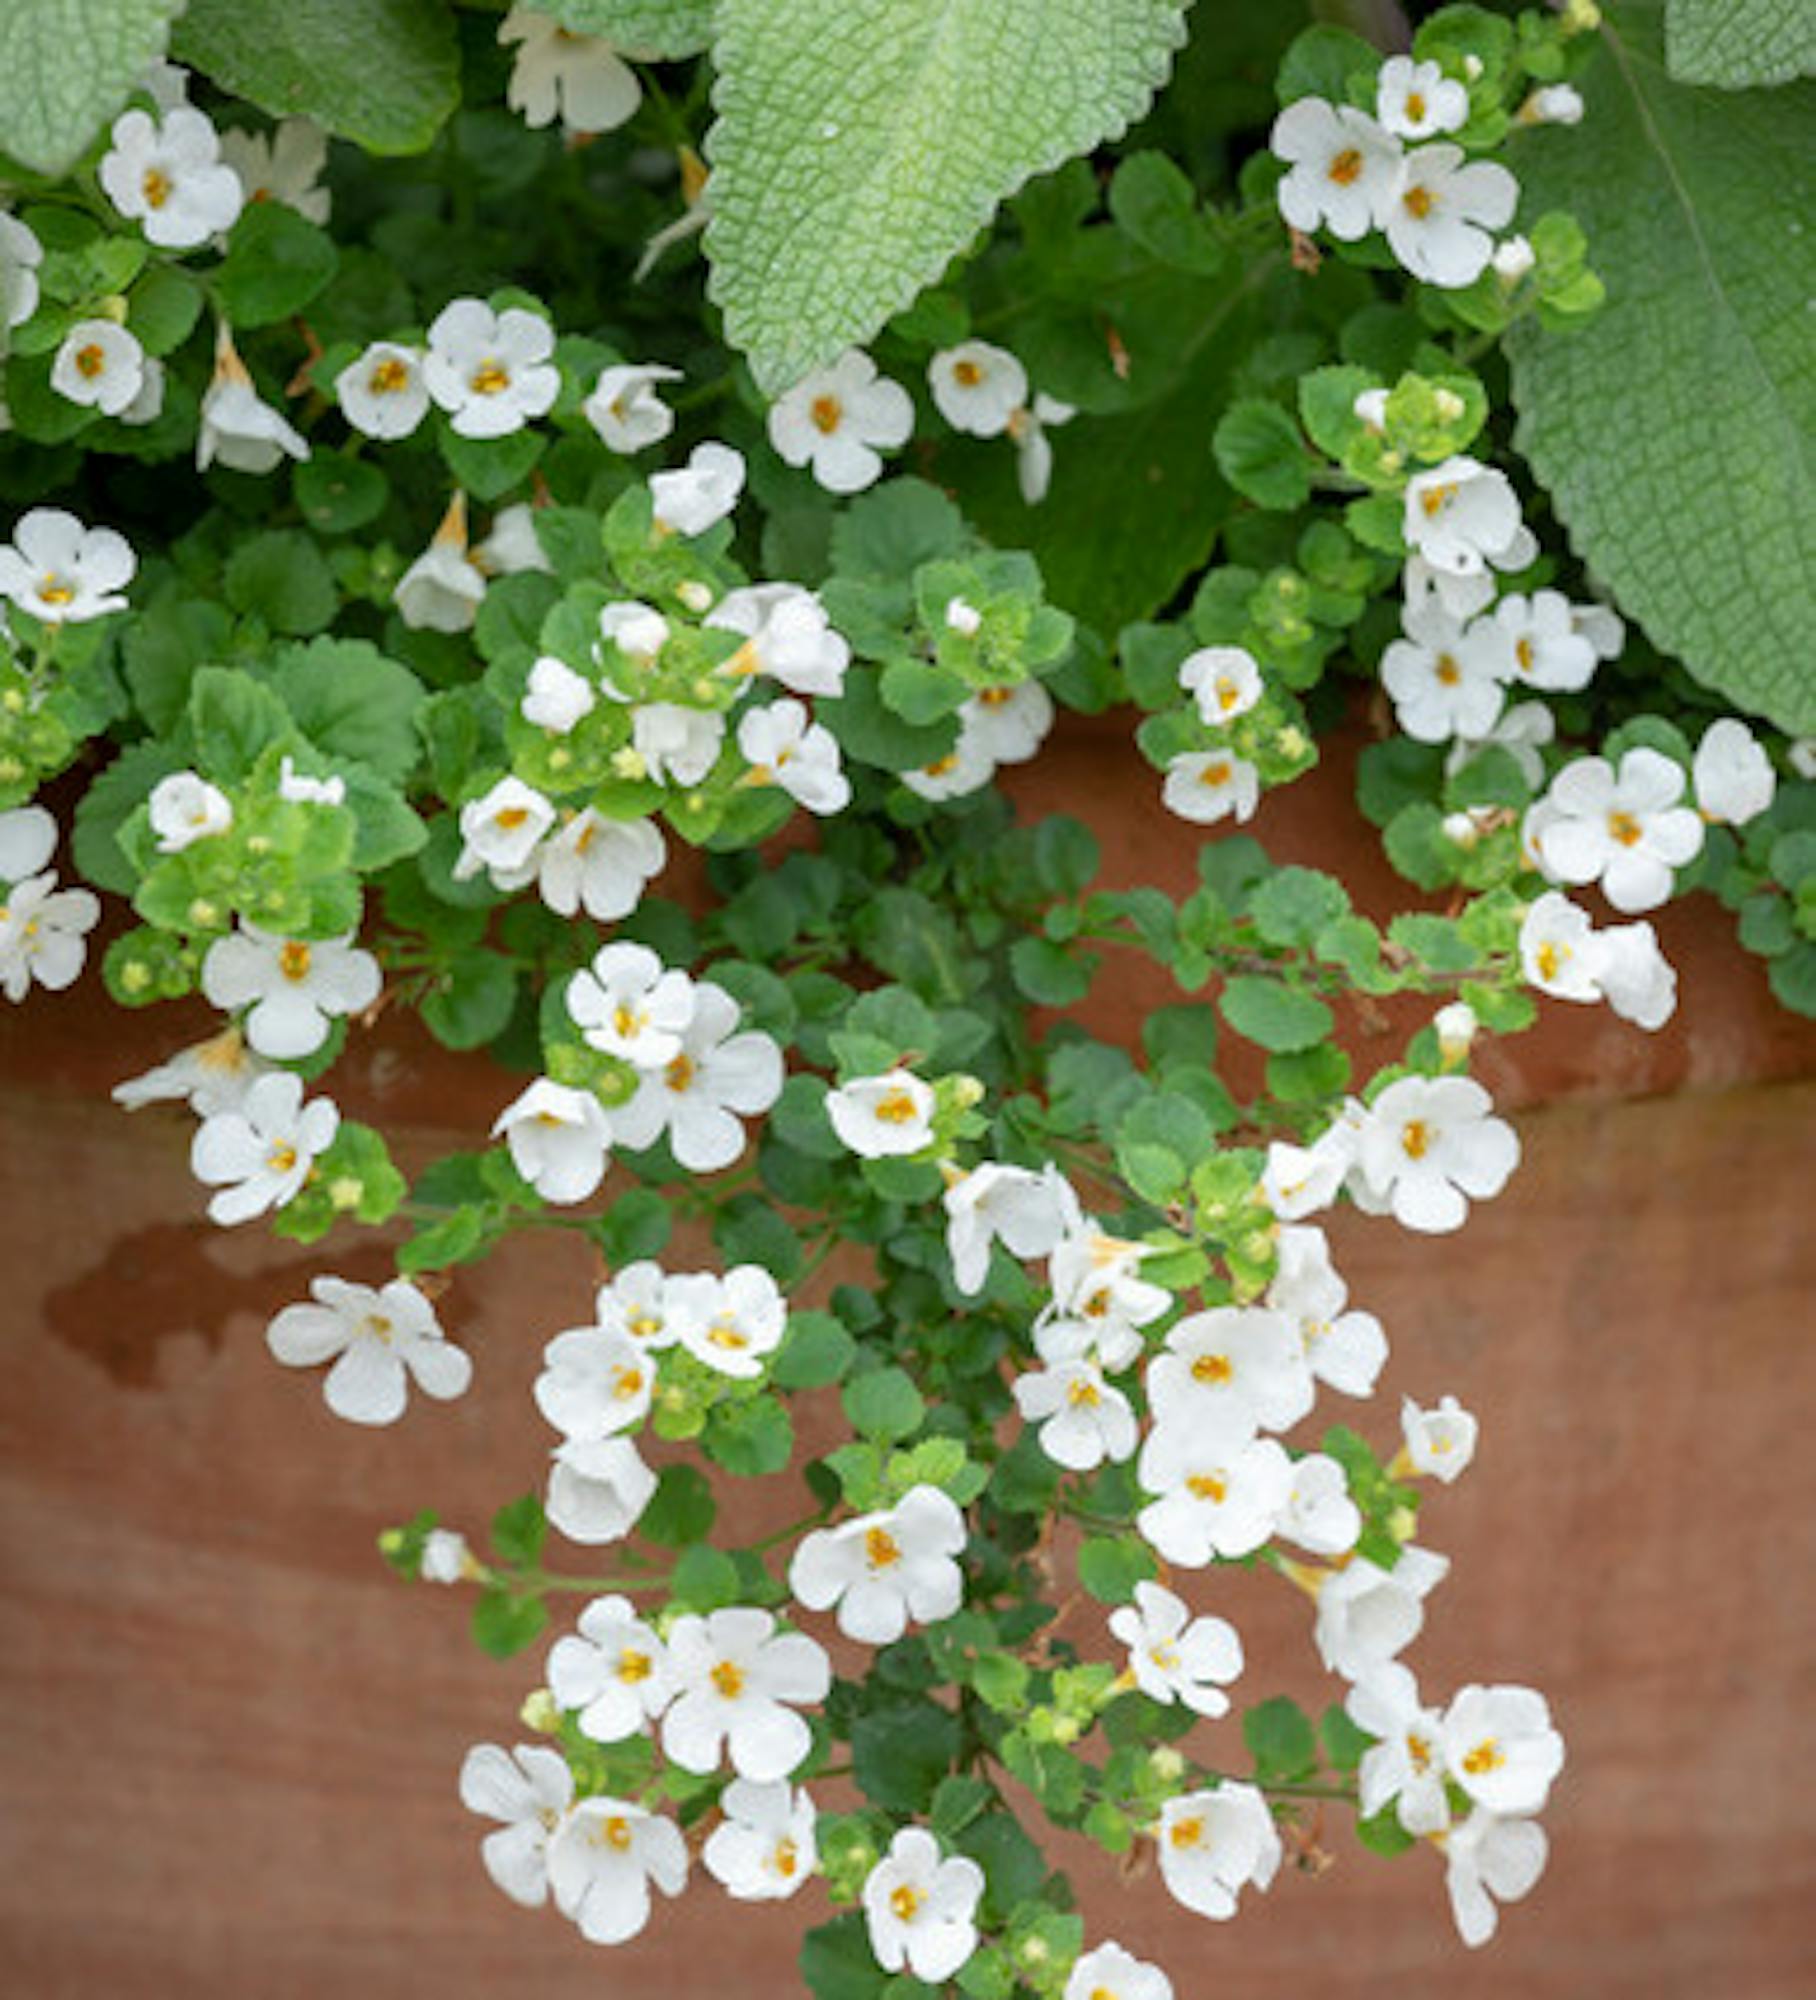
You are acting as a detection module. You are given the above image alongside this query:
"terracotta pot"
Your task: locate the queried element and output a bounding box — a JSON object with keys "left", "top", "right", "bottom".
{"left": 1, "top": 714, "right": 1811, "bottom": 1997}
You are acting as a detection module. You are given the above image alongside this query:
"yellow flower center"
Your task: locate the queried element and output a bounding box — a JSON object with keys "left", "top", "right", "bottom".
{"left": 710, "top": 1659, "right": 745, "bottom": 1699}
{"left": 37, "top": 575, "right": 77, "bottom": 606}
{"left": 267, "top": 1142, "right": 299, "bottom": 1175}
{"left": 1405, "top": 90, "right": 1428, "bottom": 122}
{"left": 1420, "top": 481, "right": 1456, "bottom": 517}
{"left": 952, "top": 359, "right": 982, "bottom": 387}
{"left": 1191, "top": 1353, "right": 1232, "bottom": 1386}
{"left": 613, "top": 1002, "right": 643, "bottom": 1038}
{"left": 617, "top": 1647, "right": 653, "bottom": 1683}
{"left": 1607, "top": 810, "right": 1643, "bottom": 847}
{"left": 1400, "top": 1119, "right": 1431, "bottom": 1160}
{"left": 1408, "top": 1731, "right": 1433, "bottom": 1772}
{"left": 1186, "top": 1472, "right": 1228, "bottom": 1504}
{"left": 1067, "top": 1375, "right": 1102, "bottom": 1407}
{"left": 1535, "top": 940, "right": 1563, "bottom": 981}
{"left": 1403, "top": 184, "right": 1435, "bottom": 220}
{"left": 1328, "top": 148, "right": 1363, "bottom": 186}
{"left": 873, "top": 1089, "right": 921, "bottom": 1125}
{"left": 370, "top": 357, "right": 411, "bottom": 395}
{"left": 627, "top": 1309, "right": 663, "bottom": 1340}
{"left": 1515, "top": 636, "right": 1535, "bottom": 673}
{"left": 976, "top": 686, "right": 1014, "bottom": 707}
{"left": 142, "top": 166, "right": 172, "bottom": 209}
{"left": 495, "top": 806, "right": 530, "bottom": 831}
{"left": 75, "top": 342, "right": 107, "bottom": 379}
{"left": 923, "top": 753, "right": 959, "bottom": 779}
{"left": 706, "top": 1319, "right": 750, "bottom": 1350}
{"left": 1200, "top": 759, "right": 1232, "bottom": 788}
{"left": 1435, "top": 654, "right": 1460, "bottom": 687}
{"left": 1462, "top": 1738, "right": 1506, "bottom": 1776}
{"left": 470, "top": 359, "right": 511, "bottom": 396}
{"left": 278, "top": 940, "right": 313, "bottom": 983}
{"left": 599, "top": 1814, "right": 634, "bottom": 1852}
{"left": 865, "top": 1526, "right": 902, "bottom": 1569}
{"left": 1169, "top": 1814, "right": 1204, "bottom": 1850}
{"left": 889, "top": 1883, "right": 923, "bottom": 1923}
{"left": 809, "top": 394, "right": 843, "bottom": 435}
{"left": 665, "top": 1052, "right": 695, "bottom": 1093}
{"left": 773, "top": 1837, "right": 800, "bottom": 1877}
{"left": 612, "top": 1366, "right": 645, "bottom": 1400}
{"left": 1216, "top": 676, "right": 1242, "bottom": 711}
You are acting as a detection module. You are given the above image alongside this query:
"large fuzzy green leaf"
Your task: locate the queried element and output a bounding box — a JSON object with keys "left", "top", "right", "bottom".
{"left": 1665, "top": 0, "right": 1816, "bottom": 88}
{"left": 174, "top": 0, "right": 459, "bottom": 155}
{"left": 0, "top": 0, "right": 185, "bottom": 175}
{"left": 1508, "top": 2, "right": 1816, "bottom": 733}
{"left": 705, "top": 0, "right": 1191, "bottom": 394}
{"left": 547, "top": 1, "right": 715, "bottom": 58}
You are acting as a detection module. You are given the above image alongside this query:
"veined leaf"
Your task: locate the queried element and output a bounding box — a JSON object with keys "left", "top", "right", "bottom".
{"left": 547, "top": 0, "right": 716, "bottom": 58}
{"left": 0, "top": 0, "right": 184, "bottom": 175}
{"left": 1665, "top": 0, "right": 1816, "bottom": 88}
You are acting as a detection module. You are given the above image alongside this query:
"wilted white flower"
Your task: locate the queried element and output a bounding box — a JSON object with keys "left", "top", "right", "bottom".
{"left": 1443, "top": 1808, "right": 1549, "bottom": 1948}
{"left": 1693, "top": 717, "right": 1776, "bottom": 826}
{"left": 0, "top": 212, "right": 42, "bottom": 329}
{"left": 546, "top": 1434, "right": 657, "bottom": 1544}
{"left": 1007, "top": 392, "right": 1075, "bottom": 504}
{"left": 500, "top": 7, "right": 641, "bottom": 134}
{"left": 585, "top": 361, "right": 682, "bottom": 453}
{"left": 199, "top": 326, "right": 310, "bottom": 474}
{"left": 278, "top": 756, "right": 346, "bottom": 806}
{"left": 943, "top": 1160, "right": 1078, "bottom": 1296}
{"left": 112, "top": 1026, "right": 271, "bottom": 1119}
{"left": 1311, "top": 1545, "right": 1449, "bottom": 1680}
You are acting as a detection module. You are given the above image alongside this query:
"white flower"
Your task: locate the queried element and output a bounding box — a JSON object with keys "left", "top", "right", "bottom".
{"left": 50, "top": 318, "right": 146, "bottom": 417}
{"left": 198, "top": 325, "right": 310, "bottom": 474}
{"left": 1014, "top": 1356, "right": 1139, "bottom": 1470}
{"left": 398, "top": 530, "right": 488, "bottom": 632}
{"left": 1271, "top": 99, "right": 1404, "bottom": 241}
{"left": 0, "top": 212, "right": 42, "bottom": 329}
{"left": 945, "top": 596, "right": 983, "bottom": 637}
{"left": 1404, "top": 457, "right": 1531, "bottom": 580}
{"left": 547, "top": 1594, "right": 673, "bottom": 1741}
{"left": 567, "top": 940, "right": 695, "bottom": 1067}
{"left": 1180, "top": 645, "right": 1263, "bottom": 726}
{"left": 862, "top": 1827, "right": 983, "bottom": 1984}
{"left": 928, "top": 340, "right": 1028, "bottom": 437}
{"left": 1530, "top": 748, "right": 1704, "bottom": 913}
{"left": 112, "top": 1026, "right": 272, "bottom": 1118}
{"left": 522, "top": 654, "right": 597, "bottom": 734}
{"left": 901, "top": 720, "right": 997, "bottom": 801}
{"left": 420, "top": 1528, "right": 472, "bottom": 1583}
{"left": 190, "top": 1072, "right": 337, "bottom": 1225}
{"left": 707, "top": 583, "right": 851, "bottom": 697}
{"left": 611, "top": 979, "right": 783, "bottom": 1170}
{"left": 1347, "top": 1664, "right": 1451, "bottom": 1835}
{"left": 962, "top": 681, "right": 1054, "bottom": 765}
{"left": 546, "top": 1434, "right": 657, "bottom": 1544}
{"left": 1038, "top": 1227, "right": 1169, "bottom": 1371}
{"left": 1354, "top": 1075, "right": 1519, "bottom": 1234}
{"left": 424, "top": 299, "right": 559, "bottom": 439}
{"left": 1445, "top": 698, "right": 1554, "bottom": 789}
{"left": 538, "top": 810, "right": 665, "bottom": 921}
{"left": 1492, "top": 234, "right": 1536, "bottom": 282}
{"left": 201, "top": 921, "right": 381, "bottom": 1059}
{"left": 99, "top": 106, "right": 243, "bottom": 248}
{"left": 1792, "top": 738, "right": 1816, "bottom": 781}
{"left": 547, "top": 1796, "right": 687, "bottom": 1945}
{"left": 0, "top": 870, "right": 99, "bottom": 1001}
{"left": 769, "top": 348, "right": 913, "bottom": 494}
{"left": 1383, "top": 143, "right": 1518, "bottom": 288}
{"left": 739, "top": 698, "right": 850, "bottom": 814}
{"left": 1353, "top": 387, "right": 1390, "bottom": 433}
{"left": 1155, "top": 1784, "right": 1281, "bottom": 1921}
{"left": 1519, "top": 890, "right": 1609, "bottom": 1002}
{"left": 266, "top": 1275, "right": 471, "bottom": 1424}
{"left": 1404, "top": 549, "right": 1497, "bottom": 623}
{"left": 218, "top": 118, "right": 330, "bottom": 223}
{"left": 1008, "top": 393, "right": 1075, "bottom": 504}
{"left": 1441, "top": 1684, "right": 1565, "bottom": 1815}
{"left": 662, "top": 1607, "right": 831, "bottom": 1782}
{"left": 474, "top": 503, "right": 551, "bottom": 578}
{"left": 278, "top": 756, "right": 345, "bottom": 806}
{"left": 148, "top": 771, "right": 233, "bottom": 852}
{"left": 1381, "top": 599, "right": 1505, "bottom": 743}
{"left": 631, "top": 701, "right": 725, "bottom": 786}
{"left": 1108, "top": 1581, "right": 1243, "bottom": 1718}
{"left": 1260, "top": 1121, "right": 1357, "bottom": 1224}
{"left": 789, "top": 1485, "right": 967, "bottom": 1644}
{"left": 1489, "top": 589, "right": 1597, "bottom": 693}
{"left": 594, "top": 1260, "right": 680, "bottom": 1349}
{"left": 666, "top": 1264, "right": 788, "bottom": 1380}
{"left": 1136, "top": 1422, "right": 1295, "bottom": 1565}
{"left": 1600, "top": 919, "right": 1677, "bottom": 1030}
{"left": 1278, "top": 1453, "right": 1362, "bottom": 1555}
{"left": 1065, "top": 1942, "right": 1174, "bottom": 2000}
{"left": 1694, "top": 717, "right": 1776, "bottom": 825}
{"left": 1377, "top": 56, "right": 1469, "bottom": 140}
{"left": 1161, "top": 750, "right": 1261, "bottom": 825}
{"left": 0, "top": 507, "right": 134, "bottom": 623}
{"left": 585, "top": 362, "right": 682, "bottom": 453}
{"left": 0, "top": 804, "right": 54, "bottom": 883}
{"left": 597, "top": 599, "right": 671, "bottom": 672}
{"left": 459, "top": 1742, "right": 574, "bottom": 1909}
{"left": 1266, "top": 1224, "right": 1388, "bottom": 1398}
{"left": 455, "top": 775, "right": 556, "bottom": 888}
{"left": 1146, "top": 1306, "right": 1314, "bottom": 1436}
{"left": 336, "top": 341, "right": 429, "bottom": 440}
{"left": 1443, "top": 1808, "right": 1549, "bottom": 1948}
{"left": 500, "top": 7, "right": 641, "bottom": 134}
{"left": 943, "top": 1160, "right": 1078, "bottom": 1295}
{"left": 1433, "top": 1000, "right": 1479, "bottom": 1062}
{"left": 1311, "top": 1545, "right": 1449, "bottom": 1679}
{"left": 704, "top": 1780, "right": 818, "bottom": 1901}
{"left": 1523, "top": 83, "right": 1585, "bottom": 125}
{"left": 536, "top": 1322, "right": 655, "bottom": 1441}
{"left": 494, "top": 1077, "right": 613, "bottom": 1204}
{"left": 650, "top": 442, "right": 746, "bottom": 536}
{"left": 827, "top": 1068, "right": 936, "bottom": 1158}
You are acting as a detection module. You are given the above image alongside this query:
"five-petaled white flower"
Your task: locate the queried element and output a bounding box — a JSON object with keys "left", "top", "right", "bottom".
{"left": 651, "top": 441, "right": 746, "bottom": 536}
{"left": 1180, "top": 645, "right": 1264, "bottom": 726}
{"left": 1, "top": 212, "right": 43, "bottom": 329}
{"left": 0, "top": 507, "right": 135, "bottom": 623}
{"left": 1443, "top": 1807, "right": 1549, "bottom": 1949}
{"left": 1109, "top": 1581, "right": 1244, "bottom": 1718}
{"left": 1347, "top": 1663, "right": 1451, "bottom": 1835}
{"left": 455, "top": 775, "right": 556, "bottom": 888}
{"left": 1384, "top": 143, "right": 1518, "bottom": 288}
{"left": 789, "top": 1484, "right": 968, "bottom": 1644}
{"left": 1519, "top": 889, "right": 1608, "bottom": 1003}
{"left": 1353, "top": 1075, "right": 1519, "bottom": 1234}
{"left": 1147, "top": 1305, "right": 1314, "bottom": 1435}
{"left": 198, "top": 326, "right": 310, "bottom": 474}
{"left": 459, "top": 1741, "right": 574, "bottom": 1909}
{"left": 190, "top": 1071, "right": 339, "bottom": 1224}
{"left": 1064, "top": 1941, "right": 1175, "bottom": 2000}
{"left": 0, "top": 868, "right": 99, "bottom": 1002}
{"left": 100, "top": 106, "right": 244, "bottom": 249}
{"left": 738, "top": 698, "right": 851, "bottom": 814}
{"left": 148, "top": 771, "right": 233, "bottom": 853}
{"left": 1266, "top": 1224, "right": 1388, "bottom": 1399}
{"left": 1162, "top": 749, "right": 1261, "bottom": 826}
{"left": 112, "top": 1026, "right": 272, "bottom": 1119}
{"left": 1529, "top": 747, "right": 1704, "bottom": 914}
{"left": 1403, "top": 457, "right": 1532, "bottom": 580}
{"left": 610, "top": 980, "right": 784, "bottom": 1171}
{"left": 1279, "top": 1452, "right": 1363, "bottom": 1555}
{"left": 547, "top": 1593, "right": 673, "bottom": 1742}
{"left": 585, "top": 361, "right": 682, "bottom": 452}
{"left": 546, "top": 1434, "right": 657, "bottom": 1544}
{"left": 547, "top": 1795, "right": 687, "bottom": 1945}
{"left": 494, "top": 1077, "right": 613, "bottom": 1204}
{"left": 1014, "top": 1355, "right": 1139, "bottom": 1470}
{"left": 336, "top": 341, "right": 430, "bottom": 440}
{"left": 1487, "top": 589, "right": 1598, "bottom": 693}
{"left": 1271, "top": 99, "right": 1403, "bottom": 241}
{"left": 499, "top": 7, "right": 642, "bottom": 134}
{"left": 1154, "top": 1784, "right": 1282, "bottom": 1921}
{"left": 661, "top": 1606, "right": 831, "bottom": 1782}
{"left": 535, "top": 1322, "right": 655, "bottom": 1440}
{"left": 862, "top": 1827, "right": 984, "bottom": 1984}
{"left": 537, "top": 810, "right": 665, "bottom": 921}
{"left": 594, "top": 1260, "right": 680, "bottom": 1350}
{"left": 707, "top": 582, "right": 851, "bottom": 696}
{"left": 567, "top": 939, "right": 696, "bottom": 1067}
{"left": 1693, "top": 717, "right": 1775, "bottom": 826}
{"left": 666, "top": 1264, "right": 789, "bottom": 1380}
{"left": 827, "top": 1068, "right": 937, "bottom": 1158}
{"left": 201, "top": 921, "right": 381, "bottom": 1059}
{"left": 1311, "top": 1544, "right": 1449, "bottom": 1680}
{"left": 943, "top": 1160, "right": 1078, "bottom": 1296}
{"left": 1039, "top": 1226, "right": 1170, "bottom": 1372}
{"left": 266, "top": 1275, "right": 472, "bottom": 1425}
{"left": 1377, "top": 56, "right": 1470, "bottom": 140}
{"left": 1381, "top": 598, "right": 1505, "bottom": 743}
{"left": 928, "top": 341, "right": 1029, "bottom": 437}
{"left": 1136, "top": 1422, "right": 1295, "bottom": 1565}
{"left": 1401, "top": 1393, "right": 1479, "bottom": 1483}
{"left": 962, "top": 682, "right": 1054, "bottom": 766}
{"left": 1441, "top": 1683, "right": 1565, "bottom": 1816}
{"left": 218, "top": 118, "right": 331, "bottom": 223}
{"left": 901, "top": 720, "right": 997, "bottom": 801}
{"left": 768, "top": 348, "right": 913, "bottom": 495}
{"left": 424, "top": 298, "right": 559, "bottom": 439}
{"left": 703, "top": 1779, "right": 818, "bottom": 1902}
{"left": 51, "top": 319, "right": 147, "bottom": 416}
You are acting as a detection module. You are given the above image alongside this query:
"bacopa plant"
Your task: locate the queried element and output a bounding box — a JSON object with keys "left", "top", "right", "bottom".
{"left": 2, "top": 0, "right": 1810, "bottom": 1992}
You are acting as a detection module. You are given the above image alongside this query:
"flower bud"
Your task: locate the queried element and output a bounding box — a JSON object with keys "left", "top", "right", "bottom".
{"left": 1149, "top": 1746, "right": 1185, "bottom": 1782}
{"left": 520, "top": 1688, "right": 562, "bottom": 1733}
